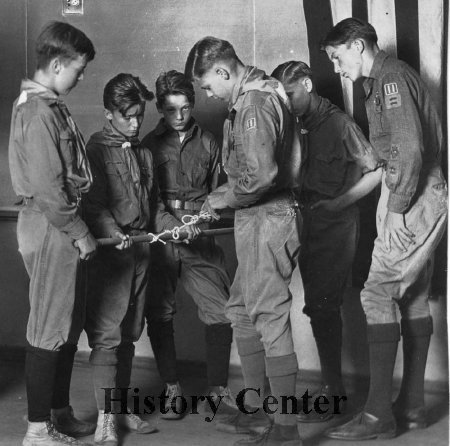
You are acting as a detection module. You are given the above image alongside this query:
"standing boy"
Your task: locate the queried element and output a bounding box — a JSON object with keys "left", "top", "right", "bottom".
{"left": 84, "top": 73, "right": 199, "bottom": 445}
{"left": 185, "top": 37, "right": 303, "bottom": 445}
{"left": 322, "top": 18, "right": 448, "bottom": 440}
{"left": 8, "top": 22, "right": 97, "bottom": 446}
{"left": 142, "top": 70, "right": 236, "bottom": 418}
{"left": 271, "top": 60, "right": 383, "bottom": 423}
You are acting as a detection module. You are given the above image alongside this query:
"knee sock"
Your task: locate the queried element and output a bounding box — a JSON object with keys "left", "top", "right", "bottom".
{"left": 148, "top": 320, "right": 178, "bottom": 384}
{"left": 25, "top": 344, "right": 59, "bottom": 422}
{"left": 116, "top": 343, "right": 135, "bottom": 389}
{"left": 396, "top": 317, "right": 433, "bottom": 409}
{"left": 310, "top": 312, "right": 343, "bottom": 390}
{"left": 236, "top": 336, "right": 266, "bottom": 408}
{"left": 205, "top": 323, "right": 233, "bottom": 387}
{"left": 266, "top": 353, "right": 299, "bottom": 426}
{"left": 364, "top": 323, "right": 400, "bottom": 421}
{"left": 89, "top": 349, "right": 118, "bottom": 412}
{"left": 51, "top": 343, "right": 77, "bottom": 410}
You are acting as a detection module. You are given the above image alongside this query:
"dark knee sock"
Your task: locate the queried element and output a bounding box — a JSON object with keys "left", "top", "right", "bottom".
{"left": 26, "top": 344, "right": 59, "bottom": 422}
{"left": 148, "top": 320, "right": 178, "bottom": 384}
{"left": 236, "top": 336, "right": 266, "bottom": 408}
{"left": 266, "top": 353, "right": 298, "bottom": 426}
{"left": 116, "top": 343, "right": 135, "bottom": 389}
{"left": 205, "top": 323, "right": 232, "bottom": 387}
{"left": 90, "top": 349, "right": 118, "bottom": 412}
{"left": 364, "top": 323, "right": 400, "bottom": 421}
{"left": 51, "top": 343, "right": 77, "bottom": 410}
{"left": 310, "top": 312, "right": 343, "bottom": 390}
{"left": 397, "top": 317, "right": 433, "bottom": 409}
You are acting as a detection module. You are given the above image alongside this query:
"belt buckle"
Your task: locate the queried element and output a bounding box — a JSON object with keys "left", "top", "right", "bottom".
{"left": 175, "top": 199, "right": 184, "bottom": 209}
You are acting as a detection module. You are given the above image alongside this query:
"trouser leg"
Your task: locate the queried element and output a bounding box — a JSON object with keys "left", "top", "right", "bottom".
{"left": 90, "top": 349, "right": 118, "bottom": 412}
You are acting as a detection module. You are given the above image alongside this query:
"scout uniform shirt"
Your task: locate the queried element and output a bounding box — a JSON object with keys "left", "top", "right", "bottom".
{"left": 84, "top": 121, "right": 178, "bottom": 238}
{"left": 222, "top": 66, "right": 301, "bottom": 208}
{"left": 142, "top": 118, "right": 220, "bottom": 207}
{"left": 9, "top": 79, "right": 92, "bottom": 240}
{"left": 300, "top": 96, "right": 380, "bottom": 201}
{"left": 363, "top": 50, "right": 443, "bottom": 213}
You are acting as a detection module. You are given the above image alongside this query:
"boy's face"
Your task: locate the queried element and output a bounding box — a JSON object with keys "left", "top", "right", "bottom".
{"left": 157, "top": 94, "right": 193, "bottom": 132}
{"left": 54, "top": 54, "right": 88, "bottom": 95}
{"left": 197, "top": 68, "right": 233, "bottom": 102}
{"left": 325, "top": 42, "right": 362, "bottom": 82}
{"left": 283, "top": 78, "right": 311, "bottom": 117}
{"left": 106, "top": 102, "right": 146, "bottom": 138}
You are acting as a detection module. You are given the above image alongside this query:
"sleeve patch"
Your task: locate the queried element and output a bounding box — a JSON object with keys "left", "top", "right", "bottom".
{"left": 384, "top": 83, "right": 398, "bottom": 95}
{"left": 385, "top": 93, "right": 402, "bottom": 109}
{"left": 246, "top": 117, "right": 257, "bottom": 131}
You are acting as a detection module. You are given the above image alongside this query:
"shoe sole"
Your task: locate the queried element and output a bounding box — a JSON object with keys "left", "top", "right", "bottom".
{"left": 296, "top": 413, "right": 334, "bottom": 423}
{"left": 326, "top": 430, "right": 396, "bottom": 441}
{"left": 215, "top": 423, "right": 271, "bottom": 435}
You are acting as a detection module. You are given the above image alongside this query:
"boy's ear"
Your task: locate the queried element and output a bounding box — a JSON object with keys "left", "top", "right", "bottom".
{"left": 215, "top": 67, "right": 230, "bottom": 80}
{"left": 303, "top": 77, "right": 313, "bottom": 93}
{"left": 104, "top": 108, "right": 113, "bottom": 120}
{"left": 352, "top": 39, "right": 365, "bottom": 54}
{"left": 50, "top": 57, "right": 62, "bottom": 75}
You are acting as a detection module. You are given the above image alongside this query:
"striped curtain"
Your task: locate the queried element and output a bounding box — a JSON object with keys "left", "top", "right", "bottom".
{"left": 300, "top": 0, "right": 445, "bottom": 136}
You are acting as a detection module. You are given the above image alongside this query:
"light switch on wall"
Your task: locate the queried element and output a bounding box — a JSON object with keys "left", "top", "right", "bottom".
{"left": 62, "top": 0, "right": 83, "bottom": 15}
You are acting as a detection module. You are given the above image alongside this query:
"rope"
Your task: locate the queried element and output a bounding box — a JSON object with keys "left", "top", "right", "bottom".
{"left": 146, "top": 211, "right": 212, "bottom": 244}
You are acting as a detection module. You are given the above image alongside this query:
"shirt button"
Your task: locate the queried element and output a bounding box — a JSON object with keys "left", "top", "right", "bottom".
{"left": 389, "top": 167, "right": 396, "bottom": 174}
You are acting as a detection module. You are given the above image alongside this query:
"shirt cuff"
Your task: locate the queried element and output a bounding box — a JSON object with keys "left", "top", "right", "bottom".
{"left": 62, "top": 216, "right": 90, "bottom": 241}
{"left": 223, "top": 189, "right": 243, "bottom": 209}
{"left": 387, "top": 191, "right": 411, "bottom": 213}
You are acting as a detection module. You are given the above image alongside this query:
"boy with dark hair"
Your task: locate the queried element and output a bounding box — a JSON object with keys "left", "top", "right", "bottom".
{"left": 84, "top": 73, "right": 199, "bottom": 445}
{"left": 322, "top": 17, "right": 448, "bottom": 441}
{"left": 185, "top": 37, "right": 303, "bottom": 446}
{"left": 271, "top": 60, "right": 383, "bottom": 423}
{"left": 8, "top": 21, "right": 96, "bottom": 446}
{"left": 142, "top": 70, "right": 236, "bottom": 418}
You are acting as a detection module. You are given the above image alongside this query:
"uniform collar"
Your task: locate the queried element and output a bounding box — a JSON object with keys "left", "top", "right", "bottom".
{"left": 97, "top": 120, "right": 140, "bottom": 148}
{"left": 18, "top": 78, "right": 60, "bottom": 106}
{"left": 154, "top": 117, "right": 199, "bottom": 138}
{"left": 302, "top": 96, "right": 341, "bottom": 132}
{"left": 363, "top": 50, "right": 389, "bottom": 96}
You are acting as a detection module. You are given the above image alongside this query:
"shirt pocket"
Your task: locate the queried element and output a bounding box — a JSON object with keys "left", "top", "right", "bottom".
{"left": 312, "top": 151, "right": 345, "bottom": 187}
{"left": 104, "top": 161, "right": 129, "bottom": 199}
{"left": 154, "top": 152, "right": 177, "bottom": 191}
{"left": 59, "top": 129, "right": 76, "bottom": 169}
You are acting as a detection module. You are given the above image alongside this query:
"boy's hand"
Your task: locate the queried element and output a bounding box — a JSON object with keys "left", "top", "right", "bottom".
{"left": 383, "top": 211, "right": 415, "bottom": 252}
{"left": 180, "top": 224, "right": 202, "bottom": 244}
{"left": 201, "top": 195, "right": 222, "bottom": 221}
{"left": 74, "top": 232, "right": 97, "bottom": 260}
{"left": 113, "top": 231, "right": 133, "bottom": 250}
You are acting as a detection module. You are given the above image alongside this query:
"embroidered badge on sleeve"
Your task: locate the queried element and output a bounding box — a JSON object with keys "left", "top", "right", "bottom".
{"left": 384, "top": 82, "right": 401, "bottom": 109}
{"left": 246, "top": 117, "right": 257, "bottom": 131}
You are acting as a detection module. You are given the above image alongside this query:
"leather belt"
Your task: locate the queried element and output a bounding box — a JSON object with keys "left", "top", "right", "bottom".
{"left": 165, "top": 199, "right": 204, "bottom": 211}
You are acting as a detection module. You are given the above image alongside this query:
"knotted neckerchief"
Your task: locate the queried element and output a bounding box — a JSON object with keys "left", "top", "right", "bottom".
{"left": 58, "top": 101, "right": 93, "bottom": 193}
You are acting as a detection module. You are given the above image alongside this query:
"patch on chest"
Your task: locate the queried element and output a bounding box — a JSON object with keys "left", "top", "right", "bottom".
{"left": 246, "top": 117, "right": 257, "bottom": 131}
{"left": 384, "top": 83, "right": 398, "bottom": 95}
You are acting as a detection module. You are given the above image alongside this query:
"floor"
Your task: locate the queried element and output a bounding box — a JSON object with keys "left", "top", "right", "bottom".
{"left": 0, "top": 354, "right": 448, "bottom": 446}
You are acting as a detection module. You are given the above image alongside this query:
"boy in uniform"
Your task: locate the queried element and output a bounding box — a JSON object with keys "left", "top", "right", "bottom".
{"left": 185, "top": 37, "right": 303, "bottom": 445}
{"left": 8, "top": 21, "right": 97, "bottom": 446}
{"left": 322, "top": 18, "right": 448, "bottom": 440}
{"left": 271, "top": 60, "right": 383, "bottom": 423}
{"left": 142, "top": 70, "right": 236, "bottom": 418}
{"left": 84, "top": 73, "right": 199, "bottom": 445}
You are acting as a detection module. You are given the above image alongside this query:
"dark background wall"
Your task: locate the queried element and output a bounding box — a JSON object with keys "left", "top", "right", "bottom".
{"left": 0, "top": 0, "right": 447, "bottom": 386}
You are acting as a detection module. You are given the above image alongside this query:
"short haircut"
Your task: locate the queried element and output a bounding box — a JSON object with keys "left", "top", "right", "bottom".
{"left": 271, "top": 61, "right": 313, "bottom": 85}
{"left": 155, "top": 70, "right": 195, "bottom": 107}
{"left": 185, "top": 36, "right": 242, "bottom": 80}
{"left": 103, "top": 73, "right": 154, "bottom": 115}
{"left": 36, "top": 21, "right": 95, "bottom": 69}
{"left": 321, "top": 17, "right": 378, "bottom": 49}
